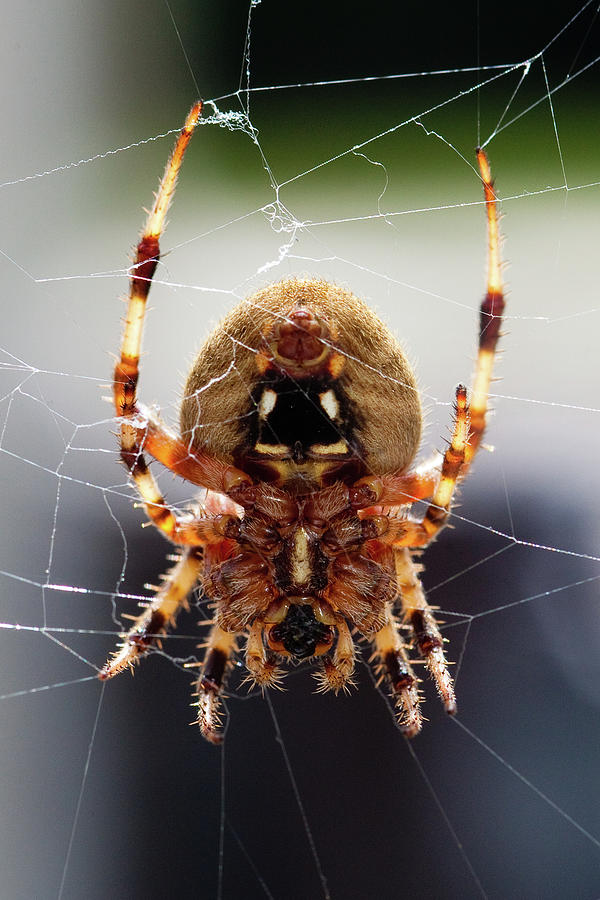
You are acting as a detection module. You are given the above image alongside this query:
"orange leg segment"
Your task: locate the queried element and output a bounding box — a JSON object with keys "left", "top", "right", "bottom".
{"left": 99, "top": 548, "right": 203, "bottom": 679}
{"left": 112, "top": 102, "right": 252, "bottom": 535}
{"left": 466, "top": 148, "right": 506, "bottom": 466}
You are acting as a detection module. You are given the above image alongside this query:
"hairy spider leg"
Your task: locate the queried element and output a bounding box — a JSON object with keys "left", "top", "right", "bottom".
{"left": 390, "top": 384, "right": 469, "bottom": 548}
{"left": 367, "top": 149, "right": 505, "bottom": 726}
{"left": 112, "top": 101, "right": 252, "bottom": 543}
{"left": 373, "top": 148, "right": 505, "bottom": 509}
{"left": 465, "top": 148, "right": 506, "bottom": 466}
{"left": 114, "top": 102, "right": 201, "bottom": 438}
{"left": 387, "top": 149, "right": 504, "bottom": 536}
{"left": 314, "top": 618, "right": 356, "bottom": 694}
{"left": 99, "top": 549, "right": 203, "bottom": 679}
{"left": 369, "top": 389, "right": 462, "bottom": 719}
{"left": 394, "top": 548, "right": 456, "bottom": 714}
{"left": 193, "top": 624, "right": 238, "bottom": 744}
{"left": 370, "top": 603, "right": 422, "bottom": 737}
{"left": 102, "top": 106, "right": 253, "bottom": 690}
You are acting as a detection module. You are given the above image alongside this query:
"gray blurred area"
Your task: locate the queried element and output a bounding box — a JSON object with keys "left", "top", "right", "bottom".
{"left": 1, "top": 3, "right": 599, "bottom": 899}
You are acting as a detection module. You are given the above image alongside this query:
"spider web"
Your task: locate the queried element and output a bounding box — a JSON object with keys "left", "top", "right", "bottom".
{"left": 1, "top": 2, "right": 599, "bottom": 898}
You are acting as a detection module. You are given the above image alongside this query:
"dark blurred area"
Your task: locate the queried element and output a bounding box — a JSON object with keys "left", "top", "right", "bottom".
{"left": 147, "top": 0, "right": 600, "bottom": 93}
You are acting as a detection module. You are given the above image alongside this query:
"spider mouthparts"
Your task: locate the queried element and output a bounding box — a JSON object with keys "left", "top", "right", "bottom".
{"left": 266, "top": 604, "right": 334, "bottom": 659}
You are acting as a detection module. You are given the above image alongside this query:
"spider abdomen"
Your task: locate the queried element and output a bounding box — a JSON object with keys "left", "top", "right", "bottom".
{"left": 181, "top": 278, "right": 422, "bottom": 486}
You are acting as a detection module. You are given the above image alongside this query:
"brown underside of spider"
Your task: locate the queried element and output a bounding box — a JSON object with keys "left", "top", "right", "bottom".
{"left": 99, "top": 101, "right": 506, "bottom": 744}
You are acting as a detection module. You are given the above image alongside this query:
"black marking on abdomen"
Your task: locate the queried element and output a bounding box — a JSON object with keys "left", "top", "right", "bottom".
{"left": 243, "top": 373, "right": 361, "bottom": 461}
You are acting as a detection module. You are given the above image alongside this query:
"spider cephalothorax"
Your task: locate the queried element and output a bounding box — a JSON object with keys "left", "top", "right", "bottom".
{"left": 100, "top": 102, "right": 506, "bottom": 743}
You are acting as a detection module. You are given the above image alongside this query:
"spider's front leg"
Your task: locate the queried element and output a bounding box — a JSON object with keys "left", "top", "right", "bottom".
{"left": 113, "top": 101, "right": 253, "bottom": 543}
{"left": 364, "top": 148, "right": 505, "bottom": 512}
{"left": 114, "top": 103, "right": 202, "bottom": 432}
{"left": 466, "top": 148, "right": 506, "bottom": 467}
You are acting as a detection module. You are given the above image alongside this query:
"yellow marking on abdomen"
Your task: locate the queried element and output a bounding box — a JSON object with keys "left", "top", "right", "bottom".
{"left": 319, "top": 389, "right": 339, "bottom": 420}
{"left": 259, "top": 389, "right": 277, "bottom": 419}
{"left": 310, "top": 440, "right": 348, "bottom": 455}
{"left": 254, "top": 441, "right": 291, "bottom": 456}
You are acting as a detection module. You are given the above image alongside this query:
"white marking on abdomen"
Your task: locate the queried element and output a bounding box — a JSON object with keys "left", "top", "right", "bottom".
{"left": 259, "top": 389, "right": 277, "bottom": 419}
{"left": 319, "top": 389, "right": 339, "bottom": 420}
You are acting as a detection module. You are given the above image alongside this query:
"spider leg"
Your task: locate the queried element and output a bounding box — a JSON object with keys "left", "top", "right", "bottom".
{"left": 389, "top": 384, "right": 469, "bottom": 548}
{"left": 99, "top": 548, "right": 203, "bottom": 679}
{"left": 134, "top": 403, "right": 246, "bottom": 493}
{"left": 370, "top": 603, "right": 422, "bottom": 737}
{"left": 193, "top": 624, "right": 238, "bottom": 744}
{"left": 461, "top": 148, "right": 506, "bottom": 471}
{"left": 314, "top": 618, "right": 356, "bottom": 694}
{"left": 379, "top": 453, "right": 444, "bottom": 504}
{"left": 113, "top": 102, "right": 252, "bottom": 540}
{"left": 363, "top": 152, "right": 502, "bottom": 726}
{"left": 114, "top": 103, "right": 202, "bottom": 432}
{"left": 394, "top": 548, "right": 456, "bottom": 715}
{"left": 350, "top": 465, "right": 441, "bottom": 510}
{"left": 122, "top": 450, "right": 241, "bottom": 547}
{"left": 357, "top": 149, "right": 505, "bottom": 511}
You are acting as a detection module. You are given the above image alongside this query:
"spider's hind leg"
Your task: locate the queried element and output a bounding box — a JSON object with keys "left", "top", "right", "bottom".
{"left": 395, "top": 548, "right": 456, "bottom": 716}
{"left": 193, "top": 624, "right": 238, "bottom": 744}
{"left": 99, "top": 548, "right": 203, "bottom": 679}
{"left": 370, "top": 603, "right": 422, "bottom": 737}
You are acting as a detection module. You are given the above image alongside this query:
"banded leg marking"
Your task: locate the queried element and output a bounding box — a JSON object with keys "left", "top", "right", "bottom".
{"left": 394, "top": 548, "right": 456, "bottom": 716}
{"left": 112, "top": 102, "right": 253, "bottom": 513}
{"left": 194, "top": 625, "right": 238, "bottom": 744}
{"left": 371, "top": 150, "right": 506, "bottom": 511}
{"left": 466, "top": 148, "right": 506, "bottom": 466}
{"left": 371, "top": 604, "right": 422, "bottom": 737}
{"left": 391, "top": 385, "right": 469, "bottom": 548}
{"left": 99, "top": 549, "right": 203, "bottom": 679}
{"left": 111, "top": 103, "right": 212, "bottom": 540}
{"left": 114, "top": 102, "right": 202, "bottom": 424}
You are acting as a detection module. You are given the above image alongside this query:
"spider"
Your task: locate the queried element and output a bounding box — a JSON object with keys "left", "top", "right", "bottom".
{"left": 100, "top": 101, "right": 506, "bottom": 744}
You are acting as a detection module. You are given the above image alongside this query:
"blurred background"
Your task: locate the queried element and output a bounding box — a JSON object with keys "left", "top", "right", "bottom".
{"left": 1, "top": 2, "right": 599, "bottom": 898}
